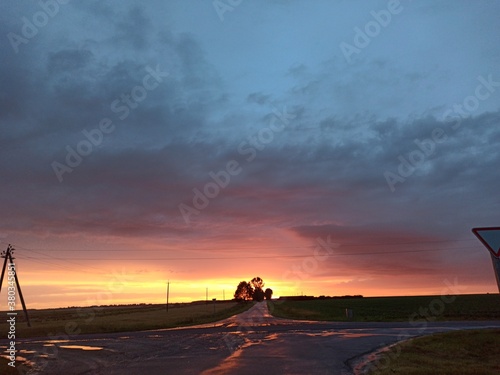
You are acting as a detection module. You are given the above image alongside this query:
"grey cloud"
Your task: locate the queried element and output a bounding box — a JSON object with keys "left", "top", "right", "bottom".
{"left": 247, "top": 92, "right": 271, "bottom": 105}
{"left": 112, "top": 6, "right": 153, "bottom": 50}
{"left": 48, "top": 49, "right": 94, "bottom": 73}
{"left": 1, "top": 0, "right": 499, "bottom": 252}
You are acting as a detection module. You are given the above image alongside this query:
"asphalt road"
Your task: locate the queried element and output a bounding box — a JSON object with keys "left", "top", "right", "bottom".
{"left": 3, "top": 302, "right": 500, "bottom": 374}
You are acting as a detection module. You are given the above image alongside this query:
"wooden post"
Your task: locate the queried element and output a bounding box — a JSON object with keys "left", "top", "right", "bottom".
{"left": 0, "top": 245, "right": 31, "bottom": 327}
{"left": 166, "top": 280, "right": 170, "bottom": 312}
{"left": 8, "top": 251, "right": 31, "bottom": 327}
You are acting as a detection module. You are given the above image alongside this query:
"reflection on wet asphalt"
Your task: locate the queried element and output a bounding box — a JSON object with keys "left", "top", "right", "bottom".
{"left": 58, "top": 345, "right": 104, "bottom": 351}
{"left": 2, "top": 302, "right": 500, "bottom": 375}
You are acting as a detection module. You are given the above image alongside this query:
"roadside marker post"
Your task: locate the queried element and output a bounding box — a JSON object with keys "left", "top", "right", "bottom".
{"left": 166, "top": 280, "right": 170, "bottom": 313}
{"left": 212, "top": 298, "right": 216, "bottom": 327}
{"left": 472, "top": 227, "right": 500, "bottom": 293}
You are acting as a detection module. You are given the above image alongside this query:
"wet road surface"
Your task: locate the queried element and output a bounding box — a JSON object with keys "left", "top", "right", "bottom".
{"left": 3, "top": 302, "right": 500, "bottom": 374}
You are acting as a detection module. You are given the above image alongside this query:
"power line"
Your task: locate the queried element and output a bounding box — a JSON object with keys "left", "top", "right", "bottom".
{"left": 13, "top": 244, "right": 103, "bottom": 272}
{"left": 13, "top": 246, "right": 476, "bottom": 261}
{"left": 19, "top": 255, "right": 103, "bottom": 274}
{"left": 13, "top": 238, "right": 477, "bottom": 253}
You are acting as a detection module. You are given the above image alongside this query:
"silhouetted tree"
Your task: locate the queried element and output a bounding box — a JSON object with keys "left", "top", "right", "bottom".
{"left": 253, "top": 288, "right": 265, "bottom": 302}
{"left": 250, "top": 277, "right": 264, "bottom": 290}
{"left": 249, "top": 277, "right": 265, "bottom": 301}
{"left": 264, "top": 288, "right": 273, "bottom": 300}
{"left": 234, "top": 281, "right": 253, "bottom": 301}
{"left": 234, "top": 277, "right": 270, "bottom": 302}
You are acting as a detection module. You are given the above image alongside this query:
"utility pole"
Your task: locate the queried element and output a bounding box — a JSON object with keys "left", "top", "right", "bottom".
{"left": 166, "top": 280, "right": 170, "bottom": 313}
{"left": 0, "top": 245, "right": 31, "bottom": 327}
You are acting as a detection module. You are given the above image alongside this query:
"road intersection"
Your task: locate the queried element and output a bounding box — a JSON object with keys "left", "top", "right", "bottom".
{"left": 4, "top": 302, "right": 500, "bottom": 374}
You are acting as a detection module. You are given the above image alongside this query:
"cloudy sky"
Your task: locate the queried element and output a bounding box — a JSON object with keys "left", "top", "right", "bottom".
{"left": 1, "top": 0, "right": 499, "bottom": 309}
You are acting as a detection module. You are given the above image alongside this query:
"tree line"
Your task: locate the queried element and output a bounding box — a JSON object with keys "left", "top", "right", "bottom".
{"left": 234, "top": 277, "right": 272, "bottom": 302}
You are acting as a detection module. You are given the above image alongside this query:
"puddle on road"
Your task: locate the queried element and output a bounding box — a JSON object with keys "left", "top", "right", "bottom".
{"left": 341, "top": 333, "right": 376, "bottom": 338}
{"left": 42, "top": 342, "right": 104, "bottom": 351}
{"left": 201, "top": 338, "right": 254, "bottom": 375}
{"left": 0, "top": 354, "right": 36, "bottom": 366}
{"left": 264, "top": 333, "right": 279, "bottom": 341}
{"left": 352, "top": 343, "right": 395, "bottom": 375}
{"left": 59, "top": 345, "right": 104, "bottom": 351}
{"left": 304, "top": 331, "right": 337, "bottom": 338}
{"left": 201, "top": 334, "right": 285, "bottom": 375}
{"left": 28, "top": 338, "right": 108, "bottom": 345}
{"left": 44, "top": 340, "right": 70, "bottom": 344}
{"left": 304, "top": 330, "right": 381, "bottom": 338}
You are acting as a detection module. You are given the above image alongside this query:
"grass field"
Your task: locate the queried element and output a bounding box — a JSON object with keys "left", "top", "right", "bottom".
{"left": 365, "top": 328, "right": 500, "bottom": 375}
{"left": 268, "top": 294, "right": 500, "bottom": 321}
{"left": 0, "top": 301, "right": 254, "bottom": 339}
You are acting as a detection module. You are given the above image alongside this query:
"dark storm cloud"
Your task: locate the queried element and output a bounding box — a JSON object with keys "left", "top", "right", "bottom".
{"left": 0, "top": 5, "right": 227, "bottom": 240}
{"left": 1, "top": 0, "right": 499, "bottom": 249}
{"left": 247, "top": 92, "right": 271, "bottom": 105}
{"left": 173, "top": 110, "right": 500, "bottom": 237}
{"left": 48, "top": 49, "right": 94, "bottom": 73}
{"left": 112, "top": 6, "right": 153, "bottom": 50}
{"left": 1, "top": 1, "right": 500, "bottom": 308}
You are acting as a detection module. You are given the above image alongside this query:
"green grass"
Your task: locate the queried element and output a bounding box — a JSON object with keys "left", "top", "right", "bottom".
{"left": 366, "top": 329, "right": 500, "bottom": 374}
{"left": 268, "top": 294, "right": 500, "bottom": 322}
{"left": 0, "top": 301, "right": 254, "bottom": 339}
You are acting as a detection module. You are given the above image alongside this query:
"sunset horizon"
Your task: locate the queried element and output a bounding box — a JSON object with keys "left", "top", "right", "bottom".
{"left": 1, "top": 2, "right": 500, "bottom": 374}
{"left": 2, "top": 233, "right": 497, "bottom": 310}
{"left": 1, "top": 0, "right": 499, "bottom": 311}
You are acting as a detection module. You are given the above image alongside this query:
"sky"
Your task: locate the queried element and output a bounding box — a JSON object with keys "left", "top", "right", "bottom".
{"left": 1, "top": 0, "right": 499, "bottom": 309}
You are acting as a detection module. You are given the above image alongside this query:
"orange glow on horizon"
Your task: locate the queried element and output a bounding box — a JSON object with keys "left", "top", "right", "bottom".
{"left": 4, "top": 266, "right": 497, "bottom": 310}
{"left": 3, "top": 232, "right": 498, "bottom": 310}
